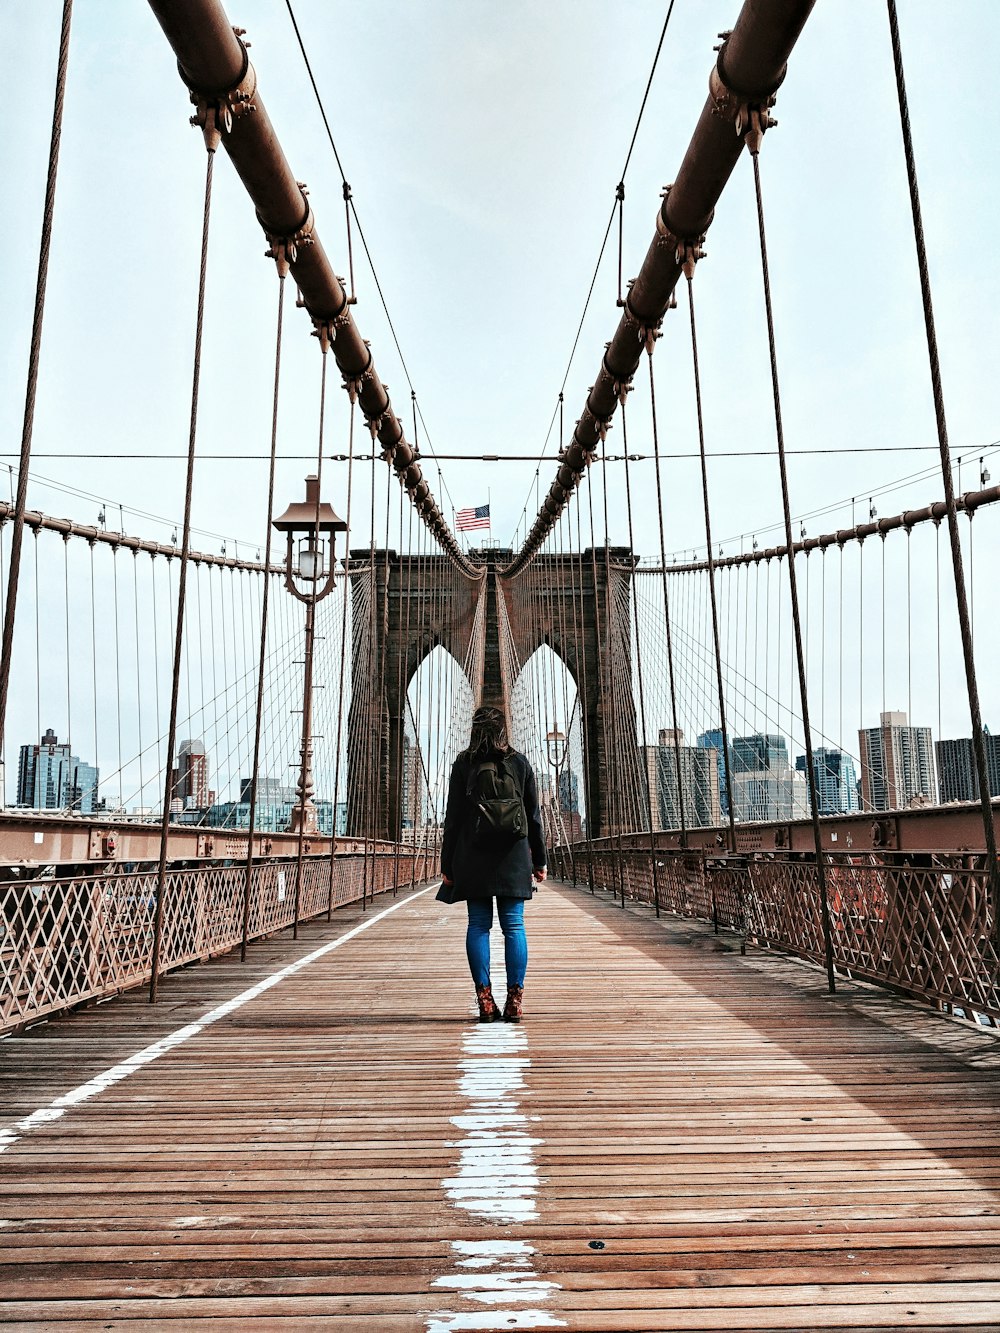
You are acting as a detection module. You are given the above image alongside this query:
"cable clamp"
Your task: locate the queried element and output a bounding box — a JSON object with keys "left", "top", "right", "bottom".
{"left": 654, "top": 206, "right": 707, "bottom": 278}
{"left": 311, "top": 318, "right": 337, "bottom": 353}
{"left": 709, "top": 62, "right": 777, "bottom": 153}
{"left": 263, "top": 202, "right": 315, "bottom": 277}
{"left": 187, "top": 47, "right": 258, "bottom": 151}
{"left": 639, "top": 319, "right": 663, "bottom": 356}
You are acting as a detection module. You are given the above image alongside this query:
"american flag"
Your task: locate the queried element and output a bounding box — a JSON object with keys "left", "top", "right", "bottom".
{"left": 456, "top": 504, "right": 491, "bottom": 532}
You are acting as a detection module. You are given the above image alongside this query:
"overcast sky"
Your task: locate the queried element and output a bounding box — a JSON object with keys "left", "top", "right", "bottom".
{"left": 2, "top": 0, "right": 998, "bottom": 779}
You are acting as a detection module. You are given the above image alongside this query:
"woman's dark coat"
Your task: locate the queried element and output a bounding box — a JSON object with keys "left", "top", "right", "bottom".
{"left": 439, "top": 749, "right": 546, "bottom": 901}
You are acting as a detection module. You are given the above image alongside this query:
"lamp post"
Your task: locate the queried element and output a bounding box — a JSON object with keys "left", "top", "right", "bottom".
{"left": 273, "top": 475, "right": 347, "bottom": 934}
{"left": 545, "top": 727, "right": 571, "bottom": 867}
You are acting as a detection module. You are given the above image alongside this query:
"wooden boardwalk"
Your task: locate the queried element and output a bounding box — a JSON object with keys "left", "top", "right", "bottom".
{"left": 2, "top": 881, "right": 999, "bottom": 1330}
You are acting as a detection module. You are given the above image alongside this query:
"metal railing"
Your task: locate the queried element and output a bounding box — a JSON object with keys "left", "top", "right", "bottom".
{"left": 1, "top": 848, "right": 432, "bottom": 1034}
{"left": 552, "top": 842, "right": 1000, "bottom": 1024}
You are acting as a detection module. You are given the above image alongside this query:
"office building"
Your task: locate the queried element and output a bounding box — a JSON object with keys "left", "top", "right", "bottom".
{"left": 935, "top": 734, "right": 1000, "bottom": 803}
{"left": 239, "top": 775, "right": 296, "bottom": 805}
{"left": 731, "top": 769, "right": 810, "bottom": 822}
{"left": 558, "top": 768, "right": 580, "bottom": 815}
{"left": 642, "top": 729, "right": 721, "bottom": 830}
{"left": 17, "top": 728, "right": 99, "bottom": 814}
{"left": 732, "top": 733, "right": 789, "bottom": 774}
{"left": 203, "top": 798, "right": 335, "bottom": 835}
{"left": 859, "top": 711, "right": 936, "bottom": 811}
{"left": 795, "top": 749, "right": 860, "bottom": 814}
{"left": 697, "top": 728, "right": 731, "bottom": 815}
{"left": 170, "top": 738, "right": 210, "bottom": 810}
{"left": 401, "top": 735, "right": 426, "bottom": 832}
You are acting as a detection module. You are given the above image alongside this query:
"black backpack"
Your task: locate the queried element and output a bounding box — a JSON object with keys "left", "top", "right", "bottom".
{"left": 466, "top": 754, "right": 528, "bottom": 846}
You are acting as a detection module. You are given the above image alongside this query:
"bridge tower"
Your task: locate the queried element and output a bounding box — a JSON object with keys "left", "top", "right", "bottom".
{"left": 346, "top": 546, "right": 643, "bottom": 841}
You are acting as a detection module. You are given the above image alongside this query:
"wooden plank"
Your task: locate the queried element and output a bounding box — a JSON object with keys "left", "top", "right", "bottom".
{"left": 1, "top": 882, "right": 998, "bottom": 1329}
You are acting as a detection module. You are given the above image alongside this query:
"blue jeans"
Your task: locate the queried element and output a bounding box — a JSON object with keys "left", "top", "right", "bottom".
{"left": 466, "top": 897, "right": 527, "bottom": 990}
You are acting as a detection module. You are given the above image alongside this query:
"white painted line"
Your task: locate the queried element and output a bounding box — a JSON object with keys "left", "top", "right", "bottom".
{"left": 0, "top": 886, "right": 431, "bottom": 1155}
{"left": 429, "top": 1024, "right": 565, "bottom": 1331}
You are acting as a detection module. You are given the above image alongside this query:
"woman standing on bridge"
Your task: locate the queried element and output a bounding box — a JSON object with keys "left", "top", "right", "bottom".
{"left": 438, "top": 706, "right": 547, "bottom": 1023}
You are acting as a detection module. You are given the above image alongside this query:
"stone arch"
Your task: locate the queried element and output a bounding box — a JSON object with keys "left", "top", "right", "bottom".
{"left": 401, "top": 643, "right": 476, "bottom": 836}
{"left": 500, "top": 548, "right": 643, "bottom": 837}
{"left": 345, "top": 550, "right": 482, "bottom": 838}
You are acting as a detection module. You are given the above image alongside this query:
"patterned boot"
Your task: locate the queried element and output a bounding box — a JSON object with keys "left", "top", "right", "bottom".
{"left": 475, "top": 985, "right": 500, "bottom": 1023}
{"left": 502, "top": 986, "right": 523, "bottom": 1023}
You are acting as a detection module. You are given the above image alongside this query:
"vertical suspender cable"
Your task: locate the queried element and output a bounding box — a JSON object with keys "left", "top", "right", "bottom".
{"left": 684, "top": 277, "right": 738, "bottom": 855}
{"left": 886, "top": 0, "right": 1000, "bottom": 935}
{"left": 293, "top": 344, "right": 329, "bottom": 937}
{"left": 621, "top": 403, "right": 661, "bottom": 916}
{"left": 749, "top": 146, "right": 836, "bottom": 994}
{"left": 63, "top": 537, "right": 72, "bottom": 760}
{"left": 646, "top": 352, "right": 688, "bottom": 845}
{"left": 132, "top": 552, "right": 145, "bottom": 810}
{"left": 149, "top": 142, "right": 216, "bottom": 1003}
{"left": 241, "top": 272, "right": 286, "bottom": 959}
{"left": 572, "top": 488, "right": 597, "bottom": 891}
{"left": 328, "top": 393, "right": 357, "bottom": 914}
{"left": 0, "top": 0, "right": 74, "bottom": 764}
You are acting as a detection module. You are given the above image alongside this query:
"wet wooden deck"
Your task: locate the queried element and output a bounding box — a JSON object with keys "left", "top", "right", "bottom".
{"left": 2, "top": 880, "right": 1000, "bottom": 1330}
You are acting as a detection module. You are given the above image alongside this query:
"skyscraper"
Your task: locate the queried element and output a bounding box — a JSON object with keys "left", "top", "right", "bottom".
{"left": 642, "top": 730, "right": 721, "bottom": 830}
{"left": 697, "top": 729, "right": 730, "bottom": 815}
{"left": 170, "top": 738, "right": 210, "bottom": 810}
{"left": 935, "top": 734, "right": 1000, "bottom": 803}
{"left": 17, "top": 728, "right": 99, "bottom": 813}
{"left": 401, "top": 734, "right": 426, "bottom": 831}
{"left": 732, "top": 733, "right": 790, "bottom": 774}
{"left": 795, "top": 749, "right": 860, "bottom": 814}
{"left": 728, "top": 732, "right": 806, "bottom": 822}
{"left": 557, "top": 768, "right": 580, "bottom": 815}
{"left": 859, "top": 711, "right": 936, "bottom": 811}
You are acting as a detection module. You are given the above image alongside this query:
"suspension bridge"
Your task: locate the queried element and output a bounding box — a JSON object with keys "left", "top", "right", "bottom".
{"left": 2, "top": 0, "right": 999, "bottom": 1327}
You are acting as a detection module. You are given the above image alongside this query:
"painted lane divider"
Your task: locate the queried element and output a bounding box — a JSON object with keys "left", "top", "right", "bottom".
{"left": 427, "top": 1023, "right": 564, "bottom": 1332}
{"left": 0, "top": 887, "right": 432, "bottom": 1154}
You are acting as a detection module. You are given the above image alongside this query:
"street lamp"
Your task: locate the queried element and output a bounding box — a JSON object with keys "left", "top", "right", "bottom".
{"left": 545, "top": 725, "right": 575, "bottom": 879}
{"left": 545, "top": 728, "right": 567, "bottom": 774}
{"left": 273, "top": 475, "right": 347, "bottom": 838}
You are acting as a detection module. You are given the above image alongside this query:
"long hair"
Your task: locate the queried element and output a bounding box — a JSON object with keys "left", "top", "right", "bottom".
{"left": 465, "top": 706, "right": 510, "bottom": 761}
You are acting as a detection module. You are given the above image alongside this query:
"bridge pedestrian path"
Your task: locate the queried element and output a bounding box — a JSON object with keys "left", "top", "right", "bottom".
{"left": 1, "top": 880, "right": 999, "bottom": 1330}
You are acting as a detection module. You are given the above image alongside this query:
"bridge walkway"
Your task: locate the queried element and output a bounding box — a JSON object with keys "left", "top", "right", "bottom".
{"left": 1, "top": 881, "right": 999, "bottom": 1330}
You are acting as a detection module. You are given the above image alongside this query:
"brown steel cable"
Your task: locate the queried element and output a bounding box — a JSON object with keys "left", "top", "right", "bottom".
{"left": 886, "top": 0, "right": 1000, "bottom": 932}
{"left": 621, "top": 402, "right": 662, "bottom": 916}
{"left": 241, "top": 273, "right": 286, "bottom": 958}
{"left": 684, "top": 277, "right": 738, "bottom": 855}
{"left": 587, "top": 461, "right": 626, "bottom": 903}
{"left": 570, "top": 489, "right": 597, "bottom": 890}
{"left": 90, "top": 544, "right": 99, "bottom": 804}
{"left": 328, "top": 394, "right": 358, "bottom": 905}
{"left": 62, "top": 537, "right": 72, "bottom": 757}
{"left": 377, "top": 466, "right": 393, "bottom": 841}
{"left": 131, "top": 552, "right": 144, "bottom": 809}
{"left": 749, "top": 148, "right": 836, "bottom": 994}
{"left": 150, "top": 145, "right": 216, "bottom": 1003}
{"left": 646, "top": 351, "right": 689, "bottom": 845}
{"left": 0, "top": 0, "right": 74, "bottom": 764}
{"left": 292, "top": 346, "right": 329, "bottom": 937}
{"left": 391, "top": 460, "right": 410, "bottom": 893}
